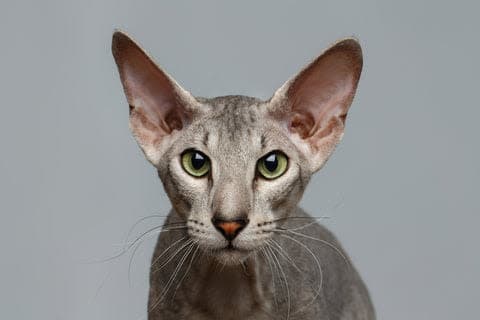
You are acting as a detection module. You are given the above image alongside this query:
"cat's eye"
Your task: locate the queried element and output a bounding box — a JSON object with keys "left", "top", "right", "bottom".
{"left": 257, "top": 151, "right": 288, "bottom": 180}
{"left": 181, "top": 150, "right": 211, "bottom": 177}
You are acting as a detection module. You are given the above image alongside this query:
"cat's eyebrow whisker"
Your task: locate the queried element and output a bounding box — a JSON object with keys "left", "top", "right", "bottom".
{"left": 279, "top": 233, "right": 324, "bottom": 315}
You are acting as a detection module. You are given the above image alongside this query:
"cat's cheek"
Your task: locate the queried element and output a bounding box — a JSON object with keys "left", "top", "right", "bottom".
{"left": 170, "top": 158, "right": 209, "bottom": 190}
{"left": 255, "top": 165, "right": 302, "bottom": 202}
{"left": 160, "top": 159, "right": 210, "bottom": 217}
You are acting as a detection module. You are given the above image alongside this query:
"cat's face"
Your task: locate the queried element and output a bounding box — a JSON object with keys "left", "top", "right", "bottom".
{"left": 112, "top": 31, "right": 362, "bottom": 265}
{"left": 157, "top": 96, "right": 310, "bottom": 264}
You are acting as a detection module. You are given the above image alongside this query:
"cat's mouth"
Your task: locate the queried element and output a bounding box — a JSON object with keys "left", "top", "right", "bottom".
{"left": 215, "top": 246, "right": 249, "bottom": 265}
{"left": 225, "top": 243, "right": 238, "bottom": 250}
{"left": 212, "top": 243, "right": 251, "bottom": 264}
{"left": 221, "top": 242, "right": 247, "bottom": 252}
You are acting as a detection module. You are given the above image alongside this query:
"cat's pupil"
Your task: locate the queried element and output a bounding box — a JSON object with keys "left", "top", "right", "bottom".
{"left": 191, "top": 152, "right": 206, "bottom": 170}
{"left": 264, "top": 154, "right": 278, "bottom": 172}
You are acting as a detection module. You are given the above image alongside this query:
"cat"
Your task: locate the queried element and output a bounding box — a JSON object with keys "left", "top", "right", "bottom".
{"left": 112, "top": 31, "right": 375, "bottom": 320}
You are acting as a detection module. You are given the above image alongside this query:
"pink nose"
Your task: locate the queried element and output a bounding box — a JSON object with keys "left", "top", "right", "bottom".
{"left": 212, "top": 218, "right": 248, "bottom": 241}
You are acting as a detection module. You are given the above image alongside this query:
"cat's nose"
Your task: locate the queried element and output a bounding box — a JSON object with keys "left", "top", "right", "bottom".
{"left": 212, "top": 217, "right": 249, "bottom": 241}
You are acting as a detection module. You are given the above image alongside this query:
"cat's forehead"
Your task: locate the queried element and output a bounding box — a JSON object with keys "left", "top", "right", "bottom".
{"left": 197, "top": 95, "right": 267, "bottom": 133}
{"left": 197, "top": 95, "right": 263, "bottom": 107}
{"left": 186, "top": 95, "right": 287, "bottom": 157}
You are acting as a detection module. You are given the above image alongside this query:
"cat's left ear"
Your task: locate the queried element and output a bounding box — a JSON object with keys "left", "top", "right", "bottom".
{"left": 269, "top": 39, "right": 363, "bottom": 172}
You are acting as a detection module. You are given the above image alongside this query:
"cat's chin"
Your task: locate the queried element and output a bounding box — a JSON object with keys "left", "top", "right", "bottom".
{"left": 213, "top": 247, "right": 251, "bottom": 266}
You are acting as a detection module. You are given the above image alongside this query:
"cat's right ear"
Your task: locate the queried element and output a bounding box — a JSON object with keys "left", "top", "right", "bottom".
{"left": 112, "top": 31, "right": 200, "bottom": 165}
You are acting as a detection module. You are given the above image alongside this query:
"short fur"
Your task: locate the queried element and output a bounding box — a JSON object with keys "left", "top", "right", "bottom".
{"left": 112, "top": 31, "right": 375, "bottom": 320}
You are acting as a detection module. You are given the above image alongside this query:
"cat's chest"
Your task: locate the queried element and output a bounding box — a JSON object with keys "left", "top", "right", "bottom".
{"left": 182, "top": 264, "right": 269, "bottom": 318}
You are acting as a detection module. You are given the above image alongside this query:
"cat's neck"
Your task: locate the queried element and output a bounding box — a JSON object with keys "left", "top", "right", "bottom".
{"left": 183, "top": 251, "right": 270, "bottom": 316}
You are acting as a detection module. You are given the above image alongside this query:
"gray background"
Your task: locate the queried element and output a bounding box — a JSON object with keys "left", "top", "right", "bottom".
{"left": 0, "top": 0, "right": 478, "bottom": 319}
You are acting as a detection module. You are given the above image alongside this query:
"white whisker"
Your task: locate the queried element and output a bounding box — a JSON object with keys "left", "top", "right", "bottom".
{"left": 150, "top": 241, "right": 196, "bottom": 312}
{"left": 172, "top": 244, "right": 199, "bottom": 300}
{"left": 279, "top": 233, "right": 324, "bottom": 315}
{"left": 266, "top": 244, "right": 291, "bottom": 320}
{"left": 282, "top": 229, "right": 349, "bottom": 266}
{"left": 152, "top": 238, "right": 193, "bottom": 274}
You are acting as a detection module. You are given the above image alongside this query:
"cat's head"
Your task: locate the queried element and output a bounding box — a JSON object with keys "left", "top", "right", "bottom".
{"left": 112, "top": 31, "right": 362, "bottom": 265}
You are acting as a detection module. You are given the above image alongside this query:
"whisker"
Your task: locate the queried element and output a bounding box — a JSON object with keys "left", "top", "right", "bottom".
{"left": 127, "top": 240, "right": 143, "bottom": 287}
{"left": 267, "top": 239, "right": 302, "bottom": 274}
{"left": 271, "top": 195, "right": 345, "bottom": 226}
{"left": 269, "top": 237, "right": 326, "bottom": 315}
{"left": 271, "top": 215, "right": 331, "bottom": 224}
{"left": 279, "top": 229, "right": 350, "bottom": 267}
{"left": 218, "top": 257, "right": 227, "bottom": 273}
{"left": 266, "top": 244, "right": 290, "bottom": 320}
{"left": 240, "top": 260, "right": 249, "bottom": 276}
{"left": 155, "top": 243, "right": 194, "bottom": 308}
{"left": 171, "top": 243, "right": 199, "bottom": 300}
{"left": 284, "top": 220, "right": 318, "bottom": 232}
{"left": 162, "top": 243, "right": 195, "bottom": 297}
{"left": 84, "top": 225, "right": 166, "bottom": 264}
{"left": 150, "top": 241, "right": 196, "bottom": 312}
{"left": 150, "top": 236, "right": 187, "bottom": 271}
{"left": 260, "top": 247, "right": 278, "bottom": 308}
{"left": 152, "top": 238, "right": 193, "bottom": 274}
{"left": 159, "top": 221, "right": 189, "bottom": 228}
{"left": 122, "top": 225, "right": 188, "bottom": 247}
{"left": 123, "top": 214, "right": 168, "bottom": 249}
{"left": 128, "top": 233, "right": 189, "bottom": 287}
{"left": 279, "top": 234, "right": 324, "bottom": 315}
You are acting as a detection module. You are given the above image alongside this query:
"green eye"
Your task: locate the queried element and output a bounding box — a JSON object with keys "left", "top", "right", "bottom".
{"left": 181, "top": 150, "right": 211, "bottom": 177}
{"left": 257, "top": 151, "right": 288, "bottom": 179}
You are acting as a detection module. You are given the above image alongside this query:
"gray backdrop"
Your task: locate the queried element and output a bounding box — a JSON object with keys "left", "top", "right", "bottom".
{"left": 1, "top": 1, "right": 478, "bottom": 319}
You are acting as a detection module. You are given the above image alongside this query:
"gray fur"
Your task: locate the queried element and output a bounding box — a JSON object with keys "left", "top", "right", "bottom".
{"left": 148, "top": 96, "right": 374, "bottom": 319}
{"left": 111, "top": 32, "right": 374, "bottom": 319}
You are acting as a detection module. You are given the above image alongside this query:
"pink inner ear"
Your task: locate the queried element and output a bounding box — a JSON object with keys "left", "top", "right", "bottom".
{"left": 123, "top": 60, "right": 182, "bottom": 134}
{"left": 289, "top": 112, "right": 314, "bottom": 139}
{"left": 284, "top": 43, "right": 362, "bottom": 141}
{"left": 113, "top": 32, "right": 194, "bottom": 140}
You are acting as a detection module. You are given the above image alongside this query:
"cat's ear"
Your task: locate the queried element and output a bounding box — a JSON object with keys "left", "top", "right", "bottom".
{"left": 112, "top": 31, "right": 200, "bottom": 164}
{"left": 269, "top": 39, "right": 363, "bottom": 172}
